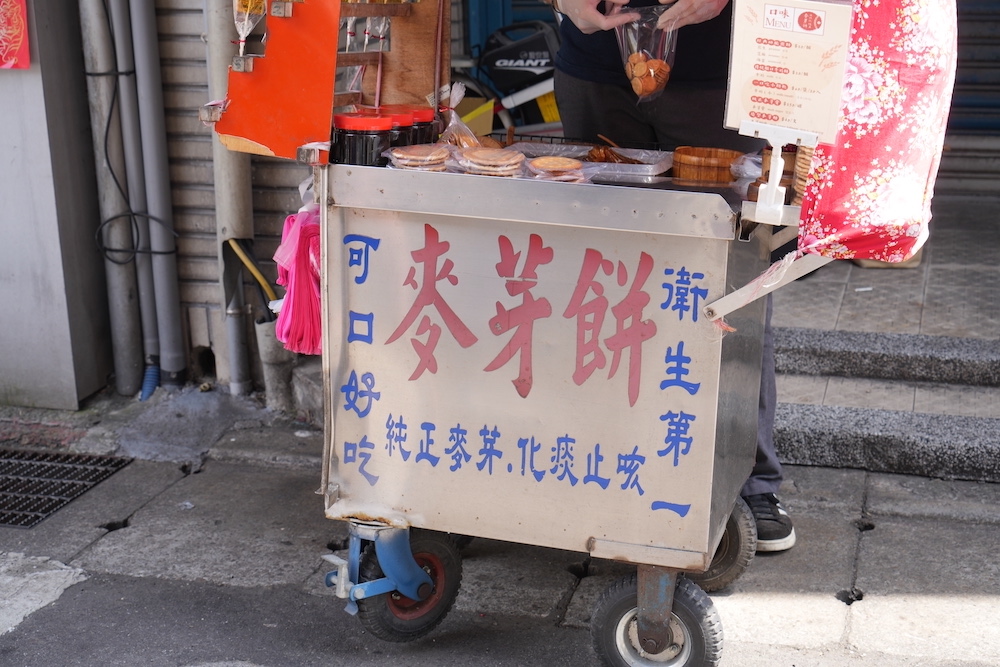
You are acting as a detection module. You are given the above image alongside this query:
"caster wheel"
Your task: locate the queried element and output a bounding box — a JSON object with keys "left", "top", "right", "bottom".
{"left": 687, "top": 495, "right": 757, "bottom": 592}
{"left": 357, "top": 529, "right": 463, "bottom": 642}
{"left": 591, "top": 574, "right": 722, "bottom": 667}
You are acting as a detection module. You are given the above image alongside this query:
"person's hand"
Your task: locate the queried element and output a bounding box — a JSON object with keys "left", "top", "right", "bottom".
{"left": 555, "top": 0, "right": 641, "bottom": 34}
{"left": 656, "top": 0, "right": 731, "bottom": 30}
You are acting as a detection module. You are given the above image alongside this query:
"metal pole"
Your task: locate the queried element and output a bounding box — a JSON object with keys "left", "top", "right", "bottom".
{"left": 205, "top": 0, "right": 255, "bottom": 395}
{"left": 78, "top": 0, "right": 144, "bottom": 396}
{"left": 107, "top": 0, "right": 161, "bottom": 372}
{"left": 130, "top": 1, "right": 188, "bottom": 385}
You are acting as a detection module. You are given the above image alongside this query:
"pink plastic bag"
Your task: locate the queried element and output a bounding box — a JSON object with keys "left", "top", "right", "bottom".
{"left": 273, "top": 203, "right": 322, "bottom": 355}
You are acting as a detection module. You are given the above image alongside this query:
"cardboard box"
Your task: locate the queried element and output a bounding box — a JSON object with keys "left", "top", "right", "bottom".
{"left": 455, "top": 96, "right": 495, "bottom": 137}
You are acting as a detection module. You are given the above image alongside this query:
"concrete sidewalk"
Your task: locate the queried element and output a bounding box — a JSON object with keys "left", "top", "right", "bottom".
{"left": 2, "top": 414, "right": 999, "bottom": 665}
{"left": 2, "top": 191, "right": 999, "bottom": 664}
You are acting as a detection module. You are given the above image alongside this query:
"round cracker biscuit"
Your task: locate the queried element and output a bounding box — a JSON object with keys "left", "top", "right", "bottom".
{"left": 391, "top": 144, "right": 449, "bottom": 164}
{"left": 529, "top": 156, "right": 584, "bottom": 172}
{"left": 464, "top": 165, "right": 521, "bottom": 177}
{"left": 461, "top": 147, "right": 525, "bottom": 167}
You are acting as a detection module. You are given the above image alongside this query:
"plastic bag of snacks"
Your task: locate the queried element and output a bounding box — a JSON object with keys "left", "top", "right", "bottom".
{"left": 611, "top": 3, "right": 677, "bottom": 103}
{"left": 438, "top": 82, "right": 482, "bottom": 149}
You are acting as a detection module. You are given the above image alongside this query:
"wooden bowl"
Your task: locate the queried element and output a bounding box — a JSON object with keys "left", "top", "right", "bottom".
{"left": 672, "top": 146, "right": 743, "bottom": 183}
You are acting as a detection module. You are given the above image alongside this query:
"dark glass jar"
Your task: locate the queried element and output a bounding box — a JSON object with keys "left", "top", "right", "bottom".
{"left": 332, "top": 113, "right": 394, "bottom": 166}
{"left": 357, "top": 106, "right": 414, "bottom": 148}
{"left": 378, "top": 104, "right": 437, "bottom": 144}
{"left": 406, "top": 105, "right": 438, "bottom": 144}
{"left": 386, "top": 110, "right": 414, "bottom": 147}
{"left": 370, "top": 104, "right": 438, "bottom": 144}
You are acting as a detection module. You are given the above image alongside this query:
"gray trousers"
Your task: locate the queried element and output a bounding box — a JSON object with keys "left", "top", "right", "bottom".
{"left": 741, "top": 295, "right": 783, "bottom": 497}
{"left": 554, "top": 69, "right": 784, "bottom": 496}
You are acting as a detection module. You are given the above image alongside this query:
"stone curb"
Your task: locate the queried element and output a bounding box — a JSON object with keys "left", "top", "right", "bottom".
{"left": 775, "top": 402, "right": 1000, "bottom": 483}
{"left": 774, "top": 327, "right": 1000, "bottom": 386}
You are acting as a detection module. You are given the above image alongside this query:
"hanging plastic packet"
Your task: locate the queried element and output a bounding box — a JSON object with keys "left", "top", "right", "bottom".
{"left": 364, "top": 15, "right": 391, "bottom": 52}
{"left": 437, "top": 82, "right": 482, "bottom": 149}
{"left": 233, "top": 0, "right": 266, "bottom": 57}
{"left": 611, "top": 3, "right": 677, "bottom": 103}
{"left": 343, "top": 15, "right": 358, "bottom": 52}
{"left": 336, "top": 2, "right": 365, "bottom": 94}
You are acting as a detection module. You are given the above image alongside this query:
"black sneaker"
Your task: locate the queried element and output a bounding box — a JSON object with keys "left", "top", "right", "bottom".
{"left": 744, "top": 493, "right": 796, "bottom": 552}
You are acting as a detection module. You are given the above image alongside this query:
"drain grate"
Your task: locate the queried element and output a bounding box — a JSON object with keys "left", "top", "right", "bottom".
{"left": 0, "top": 449, "right": 132, "bottom": 528}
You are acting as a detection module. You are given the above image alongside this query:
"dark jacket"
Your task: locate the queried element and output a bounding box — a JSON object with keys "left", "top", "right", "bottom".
{"left": 555, "top": 0, "right": 734, "bottom": 88}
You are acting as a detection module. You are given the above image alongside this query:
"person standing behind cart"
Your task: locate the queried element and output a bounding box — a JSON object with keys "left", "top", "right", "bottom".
{"left": 546, "top": 0, "right": 795, "bottom": 553}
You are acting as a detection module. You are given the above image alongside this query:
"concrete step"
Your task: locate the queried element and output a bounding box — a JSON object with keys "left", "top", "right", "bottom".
{"left": 775, "top": 390, "right": 1000, "bottom": 483}
{"left": 775, "top": 327, "right": 1000, "bottom": 386}
{"left": 774, "top": 326, "right": 1000, "bottom": 482}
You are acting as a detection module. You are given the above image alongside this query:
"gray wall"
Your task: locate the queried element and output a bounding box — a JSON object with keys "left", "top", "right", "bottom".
{"left": 0, "top": 1, "right": 112, "bottom": 409}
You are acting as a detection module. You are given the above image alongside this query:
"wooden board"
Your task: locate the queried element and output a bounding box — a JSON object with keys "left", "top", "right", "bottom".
{"left": 361, "top": 0, "right": 451, "bottom": 107}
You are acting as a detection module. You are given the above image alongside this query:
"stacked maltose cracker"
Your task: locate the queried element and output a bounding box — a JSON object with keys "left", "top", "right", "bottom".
{"left": 388, "top": 144, "right": 450, "bottom": 171}
{"left": 388, "top": 144, "right": 589, "bottom": 183}
{"left": 457, "top": 147, "right": 525, "bottom": 177}
{"left": 526, "top": 156, "right": 586, "bottom": 182}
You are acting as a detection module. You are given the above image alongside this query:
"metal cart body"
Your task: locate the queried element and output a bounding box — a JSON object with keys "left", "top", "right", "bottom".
{"left": 319, "top": 165, "right": 769, "bottom": 574}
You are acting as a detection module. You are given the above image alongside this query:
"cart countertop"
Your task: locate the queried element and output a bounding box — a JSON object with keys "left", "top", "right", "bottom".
{"left": 323, "top": 165, "right": 740, "bottom": 241}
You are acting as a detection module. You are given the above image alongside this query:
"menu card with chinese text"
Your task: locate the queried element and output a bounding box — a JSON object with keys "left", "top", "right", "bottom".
{"left": 725, "top": 0, "right": 853, "bottom": 143}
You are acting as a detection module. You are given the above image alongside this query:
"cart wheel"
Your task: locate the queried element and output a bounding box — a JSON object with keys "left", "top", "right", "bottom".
{"left": 357, "top": 529, "right": 463, "bottom": 642}
{"left": 591, "top": 574, "right": 722, "bottom": 667}
{"left": 687, "top": 495, "right": 757, "bottom": 593}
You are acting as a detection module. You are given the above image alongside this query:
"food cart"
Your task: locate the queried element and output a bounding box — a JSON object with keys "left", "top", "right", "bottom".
{"left": 318, "top": 165, "right": 770, "bottom": 666}
{"left": 204, "top": 2, "right": 826, "bottom": 665}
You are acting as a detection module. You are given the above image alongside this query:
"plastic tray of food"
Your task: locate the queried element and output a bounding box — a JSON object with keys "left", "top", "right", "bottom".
{"left": 505, "top": 141, "right": 673, "bottom": 176}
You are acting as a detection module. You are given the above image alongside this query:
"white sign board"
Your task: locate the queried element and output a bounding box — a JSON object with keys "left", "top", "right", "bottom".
{"left": 323, "top": 204, "right": 737, "bottom": 565}
{"left": 726, "top": 0, "right": 853, "bottom": 144}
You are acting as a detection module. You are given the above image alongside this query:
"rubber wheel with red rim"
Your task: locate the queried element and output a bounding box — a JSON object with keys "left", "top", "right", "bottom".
{"left": 356, "top": 529, "right": 463, "bottom": 642}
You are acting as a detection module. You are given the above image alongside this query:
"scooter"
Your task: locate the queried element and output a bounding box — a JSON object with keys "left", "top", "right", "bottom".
{"left": 454, "top": 19, "right": 562, "bottom": 133}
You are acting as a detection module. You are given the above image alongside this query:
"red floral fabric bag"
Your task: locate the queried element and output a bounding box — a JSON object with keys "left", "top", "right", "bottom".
{"left": 798, "top": 0, "right": 958, "bottom": 262}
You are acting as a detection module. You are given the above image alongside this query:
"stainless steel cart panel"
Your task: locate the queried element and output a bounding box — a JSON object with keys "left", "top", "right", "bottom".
{"left": 320, "top": 165, "right": 769, "bottom": 571}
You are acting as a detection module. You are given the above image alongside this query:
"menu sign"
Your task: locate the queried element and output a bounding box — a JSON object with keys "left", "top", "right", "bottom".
{"left": 725, "top": 0, "right": 852, "bottom": 143}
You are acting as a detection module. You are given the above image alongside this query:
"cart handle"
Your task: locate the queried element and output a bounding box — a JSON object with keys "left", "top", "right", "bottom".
{"left": 703, "top": 252, "right": 833, "bottom": 321}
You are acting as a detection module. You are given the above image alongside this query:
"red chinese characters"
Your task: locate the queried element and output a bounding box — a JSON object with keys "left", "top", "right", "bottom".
{"left": 386, "top": 227, "right": 661, "bottom": 406}
{"left": 484, "top": 234, "right": 554, "bottom": 398}
{"left": 564, "top": 249, "right": 657, "bottom": 407}
{"left": 386, "top": 225, "right": 478, "bottom": 380}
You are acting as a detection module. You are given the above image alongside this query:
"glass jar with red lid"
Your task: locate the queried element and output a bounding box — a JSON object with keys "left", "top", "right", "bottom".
{"left": 356, "top": 106, "right": 415, "bottom": 148}
{"left": 332, "top": 112, "right": 394, "bottom": 166}
{"left": 378, "top": 104, "right": 438, "bottom": 144}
